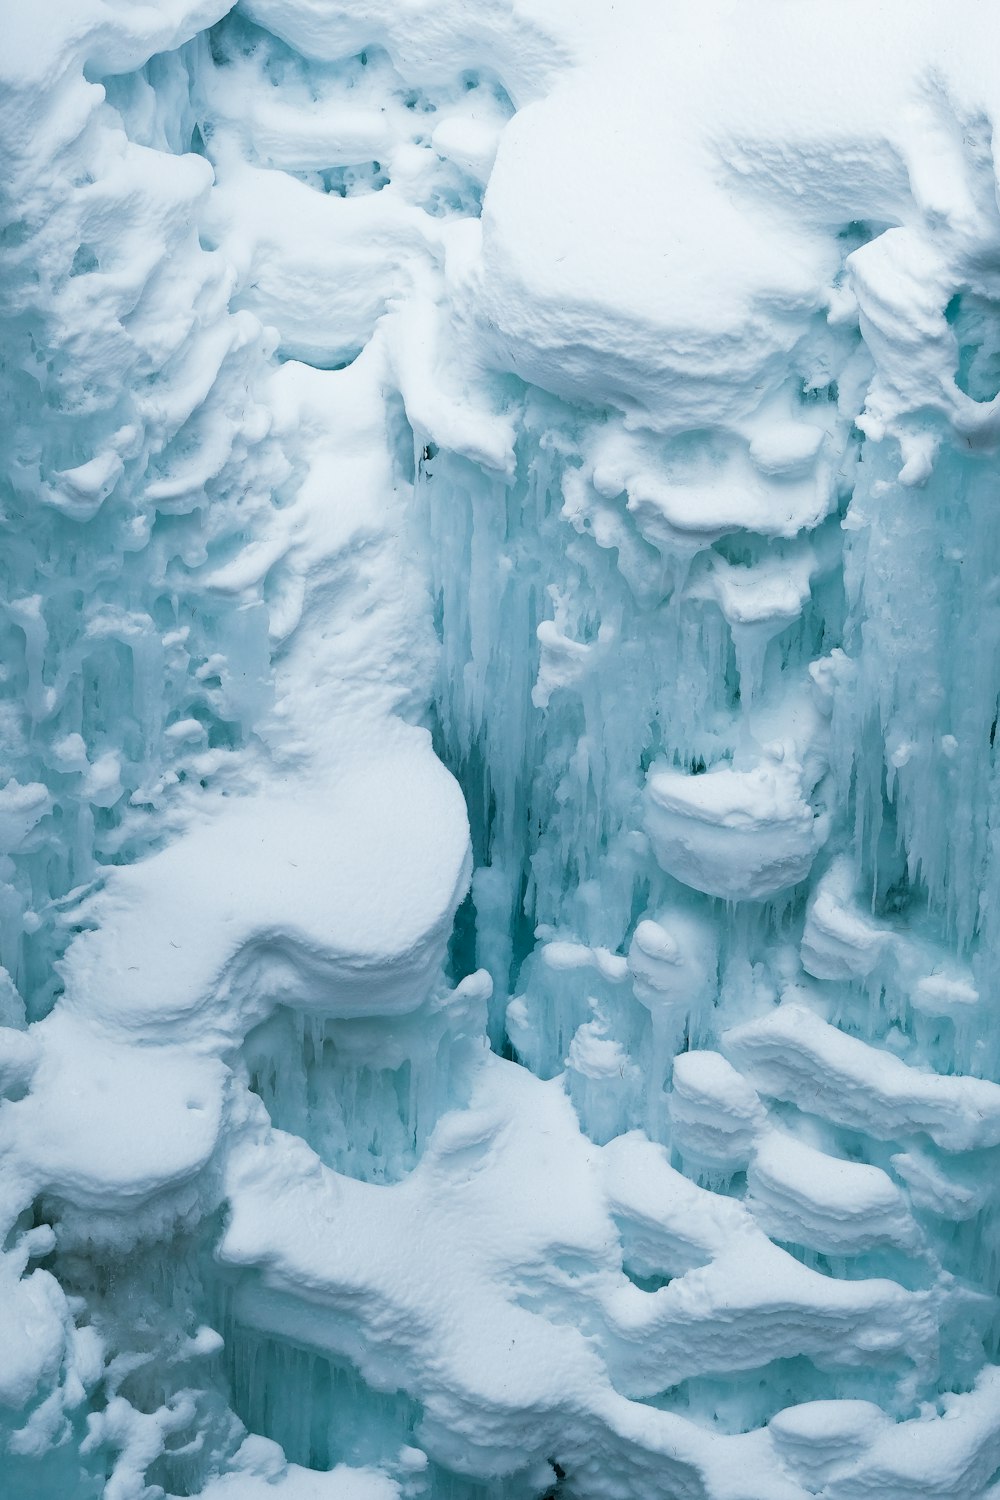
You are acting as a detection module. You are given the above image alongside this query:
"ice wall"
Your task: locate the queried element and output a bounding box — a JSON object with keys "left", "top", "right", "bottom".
{"left": 5, "top": 2, "right": 1000, "bottom": 1498}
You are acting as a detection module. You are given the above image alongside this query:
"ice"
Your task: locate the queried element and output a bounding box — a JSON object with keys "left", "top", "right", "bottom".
{"left": 6, "top": 0, "right": 1000, "bottom": 1497}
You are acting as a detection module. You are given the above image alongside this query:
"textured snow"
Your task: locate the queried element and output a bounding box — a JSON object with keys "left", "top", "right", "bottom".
{"left": 644, "top": 758, "right": 827, "bottom": 902}
{"left": 5, "top": 1, "right": 1000, "bottom": 1498}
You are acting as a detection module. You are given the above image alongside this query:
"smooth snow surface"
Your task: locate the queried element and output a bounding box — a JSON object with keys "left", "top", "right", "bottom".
{"left": 5, "top": 2, "right": 1000, "bottom": 1498}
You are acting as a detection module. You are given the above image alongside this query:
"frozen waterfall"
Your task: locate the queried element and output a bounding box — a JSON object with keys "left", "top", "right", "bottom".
{"left": 4, "top": 2, "right": 1000, "bottom": 1498}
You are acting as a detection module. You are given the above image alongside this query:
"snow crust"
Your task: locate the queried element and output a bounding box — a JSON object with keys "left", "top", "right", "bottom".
{"left": 5, "top": 1, "right": 1000, "bottom": 1498}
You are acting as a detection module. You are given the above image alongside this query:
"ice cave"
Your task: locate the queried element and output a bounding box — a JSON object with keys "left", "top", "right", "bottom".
{"left": 5, "top": 1, "right": 1000, "bottom": 1496}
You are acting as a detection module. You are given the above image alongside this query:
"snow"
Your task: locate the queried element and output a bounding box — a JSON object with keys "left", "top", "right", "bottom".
{"left": 199, "top": 1443, "right": 399, "bottom": 1500}
{"left": 725, "top": 1004, "right": 1000, "bottom": 1152}
{"left": 59, "top": 730, "right": 470, "bottom": 1037}
{"left": 644, "top": 758, "right": 827, "bottom": 902}
{"left": 746, "top": 1129, "right": 922, "bottom": 1258}
{"left": 5, "top": 0, "right": 1000, "bottom": 1497}
{"left": 668, "top": 1052, "right": 765, "bottom": 1176}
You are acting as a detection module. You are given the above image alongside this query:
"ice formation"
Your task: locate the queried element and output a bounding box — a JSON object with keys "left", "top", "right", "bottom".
{"left": 6, "top": 1, "right": 1000, "bottom": 1496}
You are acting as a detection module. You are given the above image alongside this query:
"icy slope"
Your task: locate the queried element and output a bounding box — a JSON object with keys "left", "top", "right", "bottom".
{"left": 5, "top": 1, "right": 1000, "bottom": 1498}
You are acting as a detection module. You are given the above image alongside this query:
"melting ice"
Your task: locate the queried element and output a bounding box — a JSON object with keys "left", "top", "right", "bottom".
{"left": 4, "top": 1, "right": 1000, "bottom": 1497}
